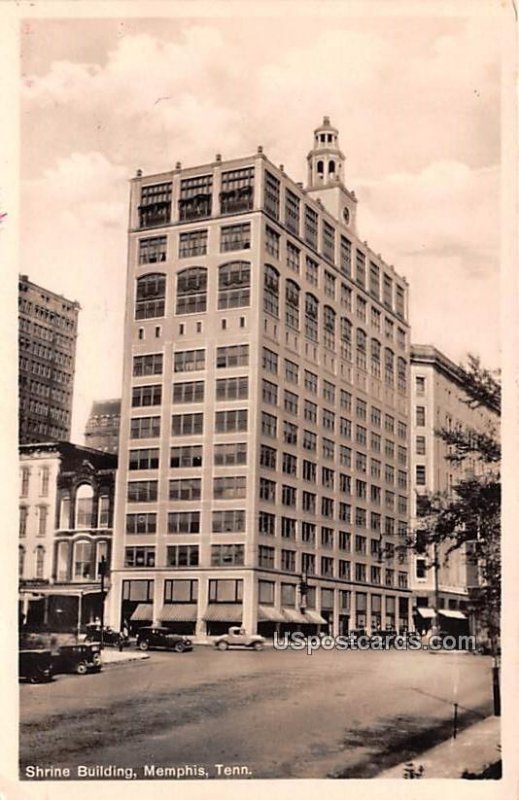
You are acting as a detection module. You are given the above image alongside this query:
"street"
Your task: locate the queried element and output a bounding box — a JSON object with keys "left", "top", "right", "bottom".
{"left": 20, "top": 647, "right": 494, "bottom": 779}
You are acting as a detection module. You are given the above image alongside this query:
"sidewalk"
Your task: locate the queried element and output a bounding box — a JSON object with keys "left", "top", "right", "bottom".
{"left": 377, "top": 715, "right": 500, "bottom": 779}
{"left": 101, "top": 648, "right": 149, "bottom": 666}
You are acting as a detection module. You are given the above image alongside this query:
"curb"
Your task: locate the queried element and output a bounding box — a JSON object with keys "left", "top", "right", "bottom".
{"left": 101, "top": 654, "right": 150, "bottom": 668}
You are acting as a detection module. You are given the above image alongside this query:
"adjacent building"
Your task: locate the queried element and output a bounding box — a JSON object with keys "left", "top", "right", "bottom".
{"left": 19, "top": 275, "right": 80, "bottom": 444}
{"left": 108, "top": 117, "right": 413, "bottom": 637}
{"left": 84, "top": 399, "right": 121, "bottom": 455}
{"left": 19, "top": 442, "right": 117, "bottom": 631}
{"left": 410, "top": 344, "right": 500, "bottom": 635}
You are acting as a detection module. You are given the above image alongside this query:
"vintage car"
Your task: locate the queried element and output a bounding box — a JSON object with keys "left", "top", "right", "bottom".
{"left": 19, "top": 649, "right": 54, "bottom": 683}
{"left": 135, "top": 626, "right": 193, "bottom": 653}
{"left": 213, "top": 627, "right": 266, "bottom": 651}
{"left": 52, "top": 643, "right": 102, "bottom": 675}
{"left": 85, "top": 623, "right": 129, "bottom": 648}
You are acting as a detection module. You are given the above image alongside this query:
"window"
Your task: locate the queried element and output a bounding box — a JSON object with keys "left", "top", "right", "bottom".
{"left": 369, "top": 262, "right": 380, "bottom": 299}
{"left": 262, "top": 347, "right": 278, "bottom": 374}
{"left": 355, "top": 508, "right": 367, "bottom": 528}
{"left": 170, "top": 412, "right": 203, "bottom": 437}
{"left": 260, "top": 445, "right": 277, "bottom": 470}
{"left": 322, "top": 438, "right": 335, "bottom": 459}
{"left": 416, "top": 436, "right": 426, "bottom": 455}
{"left": 340, "top": 236, "right": 352, "bottom": 277}
{"left": 179, "top": 230, "right": 207, "bottom": 258}
{"left": 398, "top": 421, "right": 407, "bottom": 440}
{"left": 355, "top": 563, "right": 367, "bottom": 583}
{"left": 415, "top": 376, "right": 426, "bottom": 394}
{"left": 39, "top": 466, "right": 49, "bottom": 497}
{"left": 218, "top": 261, "right": 251, "bottom": 309}
{"left": 286, "top": 241, "right": 300, "bottom": 273}
{"left": 322, "top": 409, "right": 335, "bottom": 432}
{"left": 282, "top": 485, "right": 297, "bottom": 506}
{"left": 284, "top": 421, "right": 298, "bottom": 445}
{"left": 282, "top": 453, "right": 297, "bottom": 476}
{"left": 75, "top": 484, "right": 93, "bottom": 528}
{"left": 221, "top": 223, "right": 251, "bottom": 252}
{"left": 139, "top": 236, "right": 167, "bottom": 264}
{"left": 125, "top": 547, "right": 156, "bottom": 568}
{"left": 262, "top": 379, "right": 278, "bottom": 405}
{"left": 19, "top": 506, "right": 28, "bottom": 537}
{"left": 214, "top": 442, "right": 247, "bottom": 466}
{"left": 215, "top": 409, "right": 247, "bottom": 433}
{"left": 321, "top": 557, "right": 334, "bottom": 577}
{"left": 129, "top": 448, "right": 160, "bottom": 470}
{"left": 356, "top": 295, "right": 367, "bottom": 323}
{"left": 261, "top": 412, "right": 277, "bottom": 438}
{"left": 259, "top": 478, "right": 276, "bottom": 502}
{"left": 383, "top": 273, "right": 393, "bottom": 309}
{"left": 398, "top": 572, "right": 408, "bottom": 589}
{"left": 126, "top": 513, "right": 156, "bottom": 534}
{"left": 322, "top": 466, "right": 334, "bottom": 489}
{"left": 164, "top": 579, "right": 198, "bottom": 604}
{"left": 285, "top": 280, "right": 300, "bottom": 330}
{"left": 216, "top": 376, "right": 248, "bottom": 401}
{"left": 172, "top": 381, "right": 204, "bottom": 404}
{"left": 169, "top": 445, "right": 202, "bottom": 469}
{"left": 264, "top": 171, "right": 280, "bottom": 219}
{"left": 264, "top": 264, "right": 280, "bottom": 315}
{"left": 139, "top": 182, "right": 172, "bottom": 228}
{"left": 73, "top": 541, "right": 92, "bottom": 579}
{"left": 301, "top": 552, "right": 316, "bottom": 575}
{"left": 355, "top": 250, "right": 366, "bottom": 288}
{"left": 304, "top": 206, "right": 318, "bottom": 249}
{"left": 173, "top": 349, "right": 205, "bottom": 373}
{"left": 133, "top": 354, "right": 162, "bottom": 378}
{"left": 179, "top": 174, "right": 212, "bottom": 221}
{"left": 259, "top": 580, "right": 275, "bottom": 605}
{"left": 220, "top": 166, "right": 254, "bottom": 214}
{"left": 265, "top": 227, "right": 280, "bottom": 260}
{"left": 133, "top": 384, "right": 162, "bottom": 407}
{"left": 213, "top": 476, "right": 246, "bottom": 499}
{"left": 322, "top": 222, "right": 335, "bottom": 263}
{"left": 303, "top": 430, "right": 317, "bottom": 452}
{"left": 302, "top": 460, "right": 317, "bottom": 482}
{"left": 305, "top": 256, "right": 318, "bottom": 286}
{"left": 259, "top": 511, "right": 275, "bottom": 536}
{"left": 416, "top": 406, "right": 426, "bottom": 426}
{"left": 397, "top": 357, "right": 407, "bottom": 393}
{"left": 305, "top": 293, "right": 319, "bottom": 342}
{"left": 259, "top": 545, "right": 275, "bottom": 569}
{"left": 339, "top": 445, "right": 352, "bottom": 467}
{"left": 168, "top": 545, "right": 200, "bottom": 567}
{"left": 135, "top": 273, "right": 166, "bottom": 320}
{"left": 415, "top": 558, "right": 427, "bottom": 580}
{"left": 212, "top": 544, "right": 244, "bottom": 566}
{"left": 302, "top": 491, "right": 316, "bottom": 514}
{"left": 284, "top": 359, "right": 299, "bottom": 384}
{"left": 216, "top": 344, "right": 249, "bottom": 368}
{"left": 20, "top": 467, "right": 30, "bottom": 497}
{"left": 304, "top": 400, "right": 317, "bottom": 424}
{"left": 169, "top": 479, "right": 202, "bottom": 501}
{"left": 209, "top": 579, "right": 243, "bottom": 603}
{"left": 396, "top": 284, "right": 405, "bottom": 318}
{"left": 167, "top": 512, "right": 200, "bottom": 534}
{"left": 301, "top": 522, "right": 316, "bottom": 544}
{"left": 281, "top": 549, "right": 296, "bottom": 572}
{"left": 176, "top": 268, "right": 207, "bottom": 315}
{"left": 304, "top": 370, "right": 317, "bottom": 394}
{"left": 212, "top": 510, "right": 246, "bottom": 533}
{"left": 371, "top": 566, "right": 381, "bottom": 585}
{"left": 285, "top": 190, "right": 300, "bottom": 235}
{"left": 416, "top": 465, "right": 426, "bottom": 486}
{"left": 37, "top": 505, "right": 48, "bottom": 537}
{"left": 284, "top": 390, "right": 299, "bottom": 416}
{"left": 128, "top": 480, "right": 158, "bottom": 503}
{"left": 356, "top": 328, "right": 367, "bottom": 370}
{"left": 281, "top": 517, "right": 297, "bottom": 539}
{"left": 98, "top": 496, "right": 110, "bottom": 528}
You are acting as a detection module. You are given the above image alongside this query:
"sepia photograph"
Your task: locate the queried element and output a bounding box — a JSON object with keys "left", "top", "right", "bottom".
{"left": 2, "top": 0, "right": 517, "bottom": 796}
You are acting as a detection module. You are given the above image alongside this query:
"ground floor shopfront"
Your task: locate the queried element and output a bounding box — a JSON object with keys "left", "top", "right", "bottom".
{"left": 413, "top": 590, "right": 471, "bottom": 639}
{"left": 107, "top": 569, "right": 413, "bottom": 638}
{"left": 19, "top": 581, "right": 106, "bottom": 633}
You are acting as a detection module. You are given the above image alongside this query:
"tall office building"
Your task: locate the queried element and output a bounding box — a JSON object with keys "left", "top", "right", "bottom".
{"left": 410, "top": 345, "right": 500, "bottom": 635}
{"left": 109, "top": 117, "right": 413, "bottom": 637}
{"left": 19, "top": 275, "right": 80, "bottom": 444}
{"left": 84, "top": 399, "right": 121, "bottom": 455}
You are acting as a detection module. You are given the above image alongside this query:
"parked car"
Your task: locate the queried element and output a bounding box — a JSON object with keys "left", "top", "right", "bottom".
{"left": 52, "top": 643, "right": 102, "bottom": 676}
{"left": 85, "top": 623, "right": 129, "bottom": 648}
{"left": 213, "top": 627, "right": 266, "bottom": 651}
{"left": 19, "top": 649, "right": 54, "bottom": 683}
{"left": 136, "top": 626, "right": 193, "bottom": 653}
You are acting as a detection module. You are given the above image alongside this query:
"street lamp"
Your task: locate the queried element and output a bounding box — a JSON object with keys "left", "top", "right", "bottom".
{"left": 299, "top": 570, "right": 308, "bottom": 613}
{"left": 98, "top": 555, "right": 107, "bottom": 650}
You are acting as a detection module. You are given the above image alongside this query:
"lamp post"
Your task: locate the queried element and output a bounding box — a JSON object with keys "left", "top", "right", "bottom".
{"left": 299, "top": 570, "right": 308, "bottom": 613}
{"left": 98, "top": 555, "right": 107, "bottom": 650}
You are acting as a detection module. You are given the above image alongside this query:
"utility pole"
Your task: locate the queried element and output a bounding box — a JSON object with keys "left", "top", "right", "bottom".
{"left": 432, "top": 540, "right": 440, "bottom": 634}
{"left": 98, "top": 555, "right": 107, "bottom": 650}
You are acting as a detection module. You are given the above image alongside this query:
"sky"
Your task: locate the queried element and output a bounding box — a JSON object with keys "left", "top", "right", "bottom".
{"left": 19, "top": 9, "right": 502, "bottom": 444}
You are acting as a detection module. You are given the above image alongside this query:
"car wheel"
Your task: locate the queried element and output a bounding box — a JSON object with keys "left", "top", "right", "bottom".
{"left": 138, "top": 639, "right": 149, "bottom": 651}
{"left": 93, "top": 653, "right": 102, "bottom": 667}
{"left": 217, "top": 641, "right": 229, "bottom": 651}
{"left": 173, "top": 642, "right": 185, "bottom": 653}
{"left": 28, "top": 672, "right": 41, "bottom": 684}
{"left": 75, "top": 662, "right": 88, "bottom": 675}
{"left": 253, "top": 642, "right": 264, "bottom": 651}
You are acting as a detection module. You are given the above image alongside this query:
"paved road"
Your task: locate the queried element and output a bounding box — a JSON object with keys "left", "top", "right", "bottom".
{"left": 20, "top": 647, "right": 494, "bottom": 780}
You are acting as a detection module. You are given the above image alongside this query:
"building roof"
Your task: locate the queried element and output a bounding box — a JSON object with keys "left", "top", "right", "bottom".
{"left": 87, "top": 399, "right": 121, "bottom": 418}
{"left": 19, "top": 441, "right": 117, "bottom": 468}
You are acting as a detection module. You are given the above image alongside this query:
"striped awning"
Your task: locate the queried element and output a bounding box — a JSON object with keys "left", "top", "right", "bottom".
{"left": 130, "top": 603, "right": 153, "bottom": 621}
{"left": 203, "top": 604, "right": 243, "bottom": 623}
{"left": 258, "top": 605, "right": 286, "bottom": 623}
{"left": 159, "top": 604, "right": 198, "bottom": 622}
{"left": 303, "top": 609, "right": 327, "bottom": 625}
{"left": 282, "top": 607, "right": 308, "bottom": 624}
{"left": 439, "top": 609, "right": 467, "bottom": 620}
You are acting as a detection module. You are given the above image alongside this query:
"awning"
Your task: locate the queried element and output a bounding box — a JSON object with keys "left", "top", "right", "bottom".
{"left": 258, "top": 605, "right": 286, "bottom": 623}
{"left": 203, "top": 604, "right": 243, "bottom": 623}
{"left": 20, "top": 585, "right": 103, "bottom": 597}
{"left": 159, "top": 604, "right": 198, "bottom": 622}
{"left": 282, "top": 607, "right": 308, "bottom": 624}
{"left": 130, "top": 603, "right": 153, "bottom": 621}
{"left": 416, "top": 607, "right": 436, "bottom": 618}
{"left": 439, "top": 609, "right": 467, "bottom": 620}
{"left": 303, "top": 609, "right": 328, "bottom": 625}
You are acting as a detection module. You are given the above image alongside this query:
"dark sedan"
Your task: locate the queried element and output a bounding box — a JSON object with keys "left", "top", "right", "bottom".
{"left": 136, "top": 626, "right": 193, "bottom": 653}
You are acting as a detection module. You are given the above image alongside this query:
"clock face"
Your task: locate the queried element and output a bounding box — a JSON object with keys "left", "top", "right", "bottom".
{"left": 342, "top": 206, "right": 350, "bottom": 225}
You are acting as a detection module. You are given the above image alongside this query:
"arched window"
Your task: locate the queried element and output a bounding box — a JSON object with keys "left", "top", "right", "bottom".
{"left": 356, "top": 328, "right": 367, "bottom": 370}
{"left": 176, "top": 267, "right": 207, "bottom": 315}
{"left": 329, "top": 160, "right": 336, "bottom": 174}
{"left": 19, "top": 546, "right": 25, "bottom": 578}
{"left": 75, "top": 484, "right": 94, "bottom": 529}
{"left": 135, "top": 273, "right": 166, "bottom": 320}
{"left": 323, "top": 305, "right": 336, "bottom": 350}
{"left": 385, "top": 348, "right": 395, "bottom": 385}
{"left": 96, "top": 541, "right": 109, "bottom": 578}
{"left": 371, "top": 338, "right": 381, "bottom": 378}
{"left": 59, "top": 496, "right": 70, "bottom": 530}
{"left": 35, "top": 545, "right": 45, "bottom": 579}
{"left": 317, "top": 160, "right": 324, "bottom": 174}
{"left": 56, "top": 541, "right": 70, "bottom": 582}
{"left": 305, "top": 293, "right": 319, "bottom": 342}
{"left": 218, "top": 261, "right": 251, "bottom": 309}
{"left": 263, "top": 265, "right": 280, "bottom": 317}
{"left": 285, "top": 280, "right": 300, "bottom": 331}
{"left": 98, "top": 495, "right": 110, "bottom": 528}
{"left": 74, "top": 540, "right": 93, "bottom": 581}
